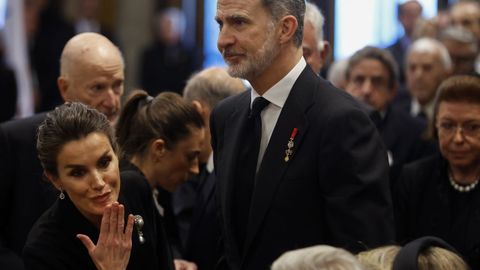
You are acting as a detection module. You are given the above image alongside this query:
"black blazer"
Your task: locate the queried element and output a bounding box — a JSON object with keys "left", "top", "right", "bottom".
{"left": 184, "top": 167, "right": 222, "bottom": 270}
{"left": 394, "top": 154, "right": 480, "bottom": 269}
{"left": 22, "top": 174, "right": 174, "bottom": 270}
{"left": 377, "top": 105, "right": 434, "bottom": 184}
{"left": 211, "top": 66, "right": 395, "bottom": 270}
{"left": 0, "top": 113, "right": 56, "bottom": 270}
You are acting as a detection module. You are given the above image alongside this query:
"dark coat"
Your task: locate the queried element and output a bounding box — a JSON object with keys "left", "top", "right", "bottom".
{"left": 394, "top": 154, "right": 480, "bottom": 269}
{"left": 211, "top": 66, "right": 395, "bottom": 270}
{"left": 183, "top": 166, "right": 222, "bottom": 270}
{"left": 0, "top": 113, "right": 54, "bottom": 270}
{"left": 22, "top": 175, "right": 174, "bottom": 270}
{"left": 376, "top": 105, "right": 435, "bottom": 185}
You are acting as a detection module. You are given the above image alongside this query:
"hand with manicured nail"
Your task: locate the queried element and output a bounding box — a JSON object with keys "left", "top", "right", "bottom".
{"left": 77, "top": 202, "right": 134, "bottom": 270}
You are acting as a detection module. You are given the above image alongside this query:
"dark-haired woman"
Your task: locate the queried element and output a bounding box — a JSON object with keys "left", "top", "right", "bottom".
{"left": 22, "top": 102, "right": 174, "bottom": 270}
{"left": 395, "top": 75, "right": 480, "bottom": 268}
{"left": 116, "top": 90, "right": 204, "bottom": 270}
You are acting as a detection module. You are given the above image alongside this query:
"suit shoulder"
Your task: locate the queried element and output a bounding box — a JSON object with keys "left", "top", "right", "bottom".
{"left": 214, "top": 91, "right": 248, "bottom": 111}
{"left": 399, "top": 154, "right": 442, "bottom": 188}
{"left": 0, "top": 113, "right": 48, "bottom": 139}
{"left": 403, "top": 154, "right": 440, "bottom": 172}
{"left": 120, "top": 167, "right": 153, "bottom": 200}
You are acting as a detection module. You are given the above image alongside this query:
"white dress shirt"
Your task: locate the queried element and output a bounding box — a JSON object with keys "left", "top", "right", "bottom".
{"left": 250, "top": 57, "right": 306, "bottom": 171}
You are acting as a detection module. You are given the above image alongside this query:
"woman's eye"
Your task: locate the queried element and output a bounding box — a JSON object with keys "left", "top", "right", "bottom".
{"left": 98, "top": 156, "right": 112, "bottom": 169}
{"left": 69, "top": 168, "right": 86, "bottom": 177}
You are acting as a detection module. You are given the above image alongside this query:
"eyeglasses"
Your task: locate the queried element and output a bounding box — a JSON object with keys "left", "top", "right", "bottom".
{"left": 436, "top": 121, "right": 480, "bottom": 138}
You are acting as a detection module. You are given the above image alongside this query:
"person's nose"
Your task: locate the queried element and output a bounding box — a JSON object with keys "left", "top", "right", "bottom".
{"left": 452, "top": 126, "right": 465, "bottom": 143}
{"left": 102, "top": 89, "right": 118, "bottom": 108}
{"left": 217, "top": 26, "right": 235, "bottom": 52}
{"left": 188, "top": 158, "right": 200, "bottom": 176}
{"left": 91, "top": 171, "right": 106, "bottom": 190}
{"left": 413, "top": 67, "right": 423, "bottom": 79}
{"left": 360, "top": 80, "right": 373, "bottom": 98}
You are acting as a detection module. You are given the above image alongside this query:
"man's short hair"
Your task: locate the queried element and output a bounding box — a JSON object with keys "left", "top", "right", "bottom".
{"left": 346, "top": 46, "right": 399, "bottom": 90}
{"left": 183, "top": 67, "right": 246, "bottom": 109}
{"left": 305, "top": 1, "right": 325, "bottom": 52}
{"left": 397, "top": 0, "right": 423, "bottom": 18}
{"left": 272, "top": 245, "right": 364, "bottom": 270}
{"left": 407, "top": 37, "right": 453, "bottom": 70}
{"left": 261, "top": 0, "right": 305, "bottom": 47}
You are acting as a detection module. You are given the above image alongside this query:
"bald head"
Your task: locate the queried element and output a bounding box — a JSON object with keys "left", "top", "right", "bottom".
{"left": 60, "top": 32, "right": 123, "bottom": 78}
{"left": 58, "top": 33, "right": 124, "bottom": 122}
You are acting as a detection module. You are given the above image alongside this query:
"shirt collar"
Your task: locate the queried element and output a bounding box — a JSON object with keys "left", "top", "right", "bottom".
{"left": 250, "top": 57, "right": 307, "bottom": 109}
{"left": 411, "top": 98, "right": 435, "bottom": 120}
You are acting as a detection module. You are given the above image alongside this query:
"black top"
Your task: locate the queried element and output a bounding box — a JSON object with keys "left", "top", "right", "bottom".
{"left": 394, "top": 154, "right": 480, "bottom": 268}
{"left": 22, "top": 175, "right": 174, "bottom": 270}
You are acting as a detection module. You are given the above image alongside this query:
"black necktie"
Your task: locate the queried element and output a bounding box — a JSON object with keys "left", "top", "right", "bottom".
{"left": 233, "top": 96, "right": 270, "bottom": 251}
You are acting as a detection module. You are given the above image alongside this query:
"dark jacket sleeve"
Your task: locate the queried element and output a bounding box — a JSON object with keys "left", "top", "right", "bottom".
{"left": 318, "top": 106, "right": 395, "bottom": 251}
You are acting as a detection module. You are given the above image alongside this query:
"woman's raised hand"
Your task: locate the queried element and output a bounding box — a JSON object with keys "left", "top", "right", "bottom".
{"left": 77, "top": 202, "right": 134, "bottom": 270}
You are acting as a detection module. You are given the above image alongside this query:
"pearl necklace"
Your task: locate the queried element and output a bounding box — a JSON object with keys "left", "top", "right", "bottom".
{"left": 448, "top": 173, "right": 479, "bottom": 193}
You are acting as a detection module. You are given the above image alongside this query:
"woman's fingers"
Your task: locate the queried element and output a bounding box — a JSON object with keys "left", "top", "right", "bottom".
{"left": 77, "top": 234, "right": 95, "bottom": 253}
{"left": 124, "top": 214, "right": 134, "bottom": 241}
{"left": 117, "top": 204, "right": 124, "bottom": 235}
{"left": 97, "top": 204, "right": 112, "bottom": 245}
{"left": 110, "top": 202, "right": 119, "bottom": 235}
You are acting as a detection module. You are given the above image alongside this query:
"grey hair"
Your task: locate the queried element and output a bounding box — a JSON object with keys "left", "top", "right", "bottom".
{"left": 304, "top": 1, "right": 325, "bottom": 52}
{"left": 271, "top": 245, "right": 365, "bottom": 270}
{"left": 183, "top": 67, "right": 246, "bottom": 109}
{"left": 261, "top": 0, "right": 305, "bottom": 47}
{"left": 407, "top": 37, "right": 452, "bottom": 70}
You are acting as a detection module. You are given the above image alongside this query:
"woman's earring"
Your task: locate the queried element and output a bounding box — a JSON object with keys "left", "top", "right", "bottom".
{"left": 59, "top": 190, "right": 65, "bottom": 200}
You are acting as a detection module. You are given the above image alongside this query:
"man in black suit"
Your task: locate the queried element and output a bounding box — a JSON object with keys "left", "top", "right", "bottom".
{"left": 212, "top": 1, "right": 394, "bottom": 269}
{"left": 345, "top": 46, "right": 431, "bottom": 185}
{"left": 0, "top": 32, "right": 124, "bottom": 270}
{"left": 387, "top": 0, "right": 423, "bottom": 86}
{"left": 394, "top": 38, "right": 452, "bottom": 124}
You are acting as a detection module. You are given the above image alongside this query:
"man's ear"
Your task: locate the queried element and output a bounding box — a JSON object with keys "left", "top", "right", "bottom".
{"left": 151, "top": 138, "right": 167, "bottom": 162}
{"left": 192, "top": 100, "right": 211, "bottom": 122}
{"left": 192, "top": 100, "right": 204, "bottom": 115}
{"left": 278, "top": 15, "right": 298, "bottom": 44}
{"left": 45, "top": 171, "right": 62, "bottom": 191}
{"left": 57, "top": 76, "right": 69, "bottom": 101}
{"left": 320, "top": 41, "right": 331, "bottom": 66}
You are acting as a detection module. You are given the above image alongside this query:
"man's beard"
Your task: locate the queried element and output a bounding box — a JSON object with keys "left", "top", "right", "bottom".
{"left": 224, "top": 26, "right": 279, "bottom": 80}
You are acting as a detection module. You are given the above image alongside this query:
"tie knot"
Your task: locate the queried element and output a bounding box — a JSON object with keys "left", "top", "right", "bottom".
{"left": 250, "top": 97, "right": 270, "bottom": 118}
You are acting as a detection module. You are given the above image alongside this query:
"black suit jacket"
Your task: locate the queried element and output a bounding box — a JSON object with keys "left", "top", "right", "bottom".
{"left": 377, "top": 105, "right": 435, "bottom": 184}
{"left": 184, "top": 167, "right": 222, "bottom": 270}
{"left": 0, "top": 113, "right": 56, "bottom": 270}
{"left": 394, "top": 154, "right": 480, "bottom": 269}
{"left": 387, "top": 37, "right": 407, "bottom": 85}
{"left": 211, "top": 66, "right": 395, "bottom": 270}
{"left": 23, "top": 175, "right": 174, "bottom": 270}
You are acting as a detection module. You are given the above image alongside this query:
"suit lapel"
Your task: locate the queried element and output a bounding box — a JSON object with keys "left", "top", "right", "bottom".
{"left": 242, "top": 67, "right": 316, "bottom": 255}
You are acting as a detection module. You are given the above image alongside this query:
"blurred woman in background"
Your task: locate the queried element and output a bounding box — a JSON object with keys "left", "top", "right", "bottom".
{"left": 116, "top": 90, "right": 204, "bottom": 270}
